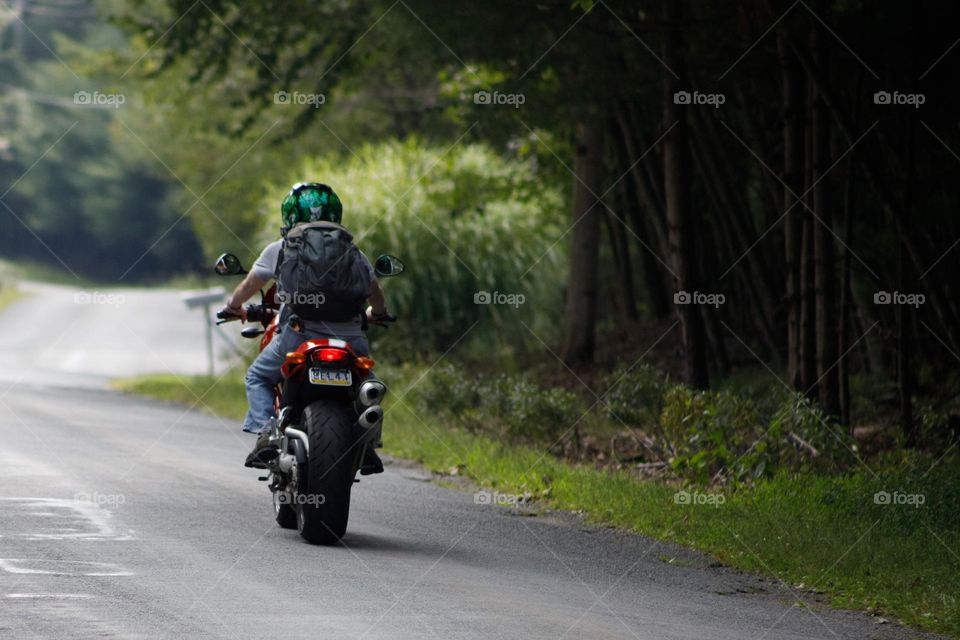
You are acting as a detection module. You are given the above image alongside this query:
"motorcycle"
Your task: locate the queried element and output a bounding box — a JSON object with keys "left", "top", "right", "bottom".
{"left": 213, "top": 251, "right": 404, "bottom": 544}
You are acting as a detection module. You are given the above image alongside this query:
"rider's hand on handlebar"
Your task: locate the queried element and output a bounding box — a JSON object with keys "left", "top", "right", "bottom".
{"left": 218, "top": 303, "right": 246, "bottom": 322}
{"left": 366, "top": 306, "right": 394, "bottom": 326}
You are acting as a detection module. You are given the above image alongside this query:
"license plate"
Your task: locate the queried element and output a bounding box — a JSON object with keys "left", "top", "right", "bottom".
{"left": 308, "top": 368, "right": 352, "bottom": 386}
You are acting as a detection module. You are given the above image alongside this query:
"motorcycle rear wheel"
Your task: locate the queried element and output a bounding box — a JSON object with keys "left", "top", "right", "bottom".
{"left": 297, "top": 401, "right": 356, "bottom": 544}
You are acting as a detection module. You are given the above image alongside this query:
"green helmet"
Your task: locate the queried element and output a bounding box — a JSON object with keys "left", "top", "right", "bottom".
{"left": 280, "top": 182, "right": 343, "bottom": 227}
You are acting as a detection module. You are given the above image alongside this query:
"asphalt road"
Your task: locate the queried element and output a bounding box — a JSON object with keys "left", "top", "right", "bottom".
{"left": 0, "top": 284, "right": 937, "bottom": 639}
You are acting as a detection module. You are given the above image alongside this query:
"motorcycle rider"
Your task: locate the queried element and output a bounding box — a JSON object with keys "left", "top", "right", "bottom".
{"left": 220, "top": 182, "right": 390, "bottom": 470}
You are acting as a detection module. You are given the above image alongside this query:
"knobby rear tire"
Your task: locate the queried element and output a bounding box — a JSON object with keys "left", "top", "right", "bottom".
{"left": 297, "top": 401, "right": 356, "bottom": 544}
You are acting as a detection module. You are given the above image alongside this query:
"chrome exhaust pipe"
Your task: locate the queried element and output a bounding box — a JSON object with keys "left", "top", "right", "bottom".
{"left": 356, "top": 380, "right": 386, "bottom": 408}
{"left": 357, "top": 405, "right": 383, "bottom": 430}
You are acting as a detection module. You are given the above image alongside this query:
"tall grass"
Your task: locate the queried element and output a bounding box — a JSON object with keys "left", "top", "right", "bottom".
{"left": 261, "top": 139, "right": 568, "bottom": 354}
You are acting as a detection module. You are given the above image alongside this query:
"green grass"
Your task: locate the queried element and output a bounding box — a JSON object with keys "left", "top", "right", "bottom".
{"left": 113, "top": 373, "right": 248, "bottom": 418}
{"left": 114, "top": 369, "right": 960, "bottom": 638}
{"left": 0, "top": 282, "right": 27, "bottom": 312}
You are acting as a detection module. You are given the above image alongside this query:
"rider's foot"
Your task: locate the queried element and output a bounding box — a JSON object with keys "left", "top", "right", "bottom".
{"left": 244, "top": 429, "right": 279, "bottom": 469}
{"left": 360, "top": 447, "right": 384, "bottom": 475}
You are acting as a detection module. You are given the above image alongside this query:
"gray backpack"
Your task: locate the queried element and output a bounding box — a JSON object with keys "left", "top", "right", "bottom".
{"left": 275, "top": 222, "right": 372, "bottom": 322}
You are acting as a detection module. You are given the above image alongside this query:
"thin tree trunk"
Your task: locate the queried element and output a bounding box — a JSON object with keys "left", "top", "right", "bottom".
{"left": 811, "top": 27, "right": 839, "bottom": 417}
{"left": 662, "top": 0, "right": 708, "bottom": 389}
{"left": 779, "top": 29, "right": 805, "bottom": 390}
{"left": 560, "top": 123, "right": 603, "bottom": 366}
{"left": 604, "top": 191, "right": 639, "bottom": 321}
{"left": 898, "top": 242, "right": 916, "bottom": 446}
{"left": 613, "top": 111, "right": 671, "bottom": 317}
{"left": 617, "top": 106, "right": 669, "bottom": 253}
{"left": 617, "top": 178, "right": 670, "bottom": 317}
{"left": 799, "top": 69, "right": 817, "bottom": 395}
{"left": 838, "top": 151, "right": 856, "bottom": 429}
{"left": 854, "top": 292, "right": 885, "bottom": 375}
{"left": 838, "top": 0, "right": 867, "bottom": 430}
{"left": 899, "top": 35, "right": 921, "bottom": 446}
{"left": 784, "top": 31, "right": 960, "bottom": 355}
{"left": 689, "top": 109, "right": 780, "bottom": 358}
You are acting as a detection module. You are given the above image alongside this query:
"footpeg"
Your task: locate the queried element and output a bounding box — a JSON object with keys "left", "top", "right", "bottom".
{"left": 245, "top": 446, "right": 279, "bottom": 469}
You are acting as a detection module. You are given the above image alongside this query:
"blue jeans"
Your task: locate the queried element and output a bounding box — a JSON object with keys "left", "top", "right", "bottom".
{"left": 242, "top": 325, "right": 370, "bottom": 434}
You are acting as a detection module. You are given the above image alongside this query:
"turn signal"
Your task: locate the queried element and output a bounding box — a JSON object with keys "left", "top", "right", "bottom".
{"left": 355, "top": 356, "right": 375, "bottom": 370}
{"left": 284, "top": 351, "right": 307, "bottom": 365}
{"left": 281, "top": 351, "right": 307, "bottom": 378}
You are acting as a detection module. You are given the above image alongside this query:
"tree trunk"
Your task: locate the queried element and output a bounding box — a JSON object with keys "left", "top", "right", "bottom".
{"left": 603, "top": 192, "right": 638, "bottom": 321}
{"left": 899, "top": 63, "right": 920, "bottom": 447}
{"left": 617, "top": 178, "right": 670, "bottom": 317}
{"left": 662, "top": 0, "right": 709, "bottom": 389}
{"left": 811, "top": 27, "right": 840, "bottom": 417}
{"left": 689, "top": 109, "right": 780, "bottom": 358}
{"left": 784, "top": 32, "right": 960, "bottom": 355}
{"left": 838, "top": 152, "right": 856, "bottom": 429}
{"left": 799, "top": 71, "right": 817, "bottom": 395}
{"left": 617, "top": 106, "right": 669, "bottom": 253}
{"left": 560, "top": 123, "right": 604, "bottom": 367}
{"left": 898, "top": 241, "right": 916, "bottom": 446}
{"left": 779, "top": 29, "right": 805, "bottom": 390}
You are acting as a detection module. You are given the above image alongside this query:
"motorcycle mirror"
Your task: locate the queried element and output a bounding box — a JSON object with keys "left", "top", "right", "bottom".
{"left": 374, "top": 254, "right": 404, "bottom": 278}
{"left": 241, "top": 326, "right": 265, "bottom": 339}
{"left": 214, "top": 253, "right": 247, "bottom": 276}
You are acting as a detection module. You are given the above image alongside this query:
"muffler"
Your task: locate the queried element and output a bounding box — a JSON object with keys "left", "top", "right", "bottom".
{"left": 356, "top": 380, "right": 386, "bottom": 409}
{"left": 357, "top": 405, "right": 383, "bottom": 430}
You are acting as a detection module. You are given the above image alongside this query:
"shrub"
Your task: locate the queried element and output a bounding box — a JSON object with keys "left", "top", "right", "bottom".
{"left": 412, "top": 363, "right": 485, "bottom": 419}
{"left": 410, "top": 364, "right": 861, "bottom": 485}
{"left": 411, "top": 366, "right": 583, "bottom": 444}
{"left": 493, "top": 376, "right": 582, "bottom": 442}
{"left": 658, "top": 385, "right": 766, "bottom": 483}
{"left": 768, "top": 391, "right": 855, "bottom": 471}
{"left": 264, "top": 139, "right": 567, "bottom": 354}
{"left": 602, "top": 363, "right": 669, "bottom": 428}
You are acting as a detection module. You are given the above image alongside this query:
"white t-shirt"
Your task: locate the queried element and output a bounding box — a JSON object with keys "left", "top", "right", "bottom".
{"left": 253, "top": 239, "right": 375, "bottom": 338}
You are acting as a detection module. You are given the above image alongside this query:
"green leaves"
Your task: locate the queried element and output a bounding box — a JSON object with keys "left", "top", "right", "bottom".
{"left": 267, "top": 138, "right": 566, "bottom": 353}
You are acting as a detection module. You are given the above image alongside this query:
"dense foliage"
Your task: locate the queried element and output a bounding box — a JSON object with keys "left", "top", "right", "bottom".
{"left": 260, "top": 138, "right": 567, "bottom": 352}
{"left": 0, "top": 7, "right": 202, "bottom": 280}
{"left": 3, "top": 0, "right": 958, "bottom": 447}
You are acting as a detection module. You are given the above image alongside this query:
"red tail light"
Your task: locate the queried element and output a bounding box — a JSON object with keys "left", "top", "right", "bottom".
{"left": 314, "top": 348, "right": 348, "bottom": 363}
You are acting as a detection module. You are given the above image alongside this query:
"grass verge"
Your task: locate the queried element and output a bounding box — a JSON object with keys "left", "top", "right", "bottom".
{"left": 114, "top": 370, "right": 959, "bottom": 637}
{"left": 0, "top": 283, "right": 26, "bottom": 313}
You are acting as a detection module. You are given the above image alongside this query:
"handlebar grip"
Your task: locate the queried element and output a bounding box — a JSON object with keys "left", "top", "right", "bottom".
{"left": 369, "top": 312, "right": 397, "bottom": 327}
